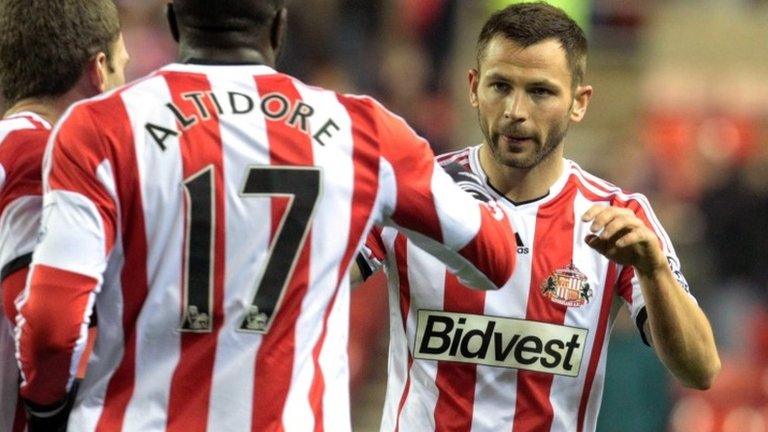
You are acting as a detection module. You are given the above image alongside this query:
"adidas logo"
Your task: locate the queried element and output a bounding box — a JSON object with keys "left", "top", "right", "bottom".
{"left": 515, "top": 233, "right": 529, "bottom": 255}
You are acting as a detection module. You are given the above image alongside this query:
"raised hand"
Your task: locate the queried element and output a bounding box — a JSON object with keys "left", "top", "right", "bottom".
{"left": 581, "top": 205, "right": 666, "bottom": 274}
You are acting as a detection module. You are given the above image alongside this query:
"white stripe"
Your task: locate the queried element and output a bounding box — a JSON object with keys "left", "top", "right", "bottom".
{"left": 469, "top": 208, "right": 535, "bottom": 432}
{"left": 394, "top": 238, "right": 445, "bottom": 431}
{"left": 579, "top": 340, "right": 610, "bottom": 432}
{"left": 205, "top": 71, "right": 271, "bottom": 431}
{"left": 0, "top": 196, "right": 42, "bottom": 272}
{"left": 0, "top": 117, "right": 36, "bottom": 144}
{"left": 378, "top": 231, "right": 409, "bottom": 432}
{"left": 120, "top": 76, "right": 183, "bottom": 430}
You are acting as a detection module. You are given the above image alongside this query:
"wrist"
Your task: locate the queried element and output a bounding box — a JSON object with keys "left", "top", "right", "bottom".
{"left": 634, "top": 253, "right": 668, "bottom": 277}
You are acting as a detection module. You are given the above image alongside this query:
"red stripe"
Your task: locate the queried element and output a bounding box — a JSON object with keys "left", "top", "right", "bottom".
{"left": 433, "top": 273, "right": 486, "bottom": 431}
{"left": 616, "top": 266, "right": 635, "bottom": 304}
{"left": 512, "top": 183, "right": 577, "bottom": 432}
{"left": 91, "top": 93, "right": 145, "bottom": 432}
{"left": 457, "top": 205, "right": 517, "bottom": 288}
{"left": 251, "top": 74, "right": 315, "bottom": 431}
{"left": 0, "top": 127, "right": 47, "bottom": 214}
{"left": 335, "top": 94, "right": 381, "bottom": 287}
{"left": 159, "top": 72, "right": 226, "bottom": 432}
{"left": 393, "top": 236, "right": 413, "bottom": 432}
{"left": 577, "top": 262, "right": 617, "bottom": 432}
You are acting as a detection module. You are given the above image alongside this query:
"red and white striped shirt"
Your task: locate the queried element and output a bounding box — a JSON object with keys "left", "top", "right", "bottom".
{"left": 362, "top": 145, "right": 693, "bottom": 432}
{"left": 0, "top": 111, "right": 51, "bottom": 432}
{"left": 15, "top": 64, "right": 516, "bottom": 431}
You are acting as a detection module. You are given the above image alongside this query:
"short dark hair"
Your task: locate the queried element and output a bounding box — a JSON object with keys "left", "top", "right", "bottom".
{"left": 476, "top": 2, "right": 588, "bottom": 85}
{"left": 0, "top": 0, "right": 120, "bottom": 105}
{"left": 173, "top": 0, "right": 284, "bottom": 46}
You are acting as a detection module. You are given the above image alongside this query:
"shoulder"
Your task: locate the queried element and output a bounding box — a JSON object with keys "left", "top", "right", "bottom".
{"left": 566, "top": 160, "right": 652, "bottom": 211}
{"left": 0, "top": 117, "right": 50, "bottom": 176}
{"left": 435, "top": 147, "right": 472, "bottom": 168}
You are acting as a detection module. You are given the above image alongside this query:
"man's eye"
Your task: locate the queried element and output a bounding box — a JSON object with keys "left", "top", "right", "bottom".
{"left": 491, "top": 82, "right": 510, "bottom": 92}
{"left": 531, "top": 87, "right": 554, "bottom": 96}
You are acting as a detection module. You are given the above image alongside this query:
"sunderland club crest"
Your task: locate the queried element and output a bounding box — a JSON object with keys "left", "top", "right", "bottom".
{"left": 541, "top": 263, "right": 593, "bottom": 307}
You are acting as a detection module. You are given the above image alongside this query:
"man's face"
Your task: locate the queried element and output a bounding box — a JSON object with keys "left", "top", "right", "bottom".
{"left": 470, "top": 36, "right": 590, "bottom": 169}
{"left": 102, "top": 33, "right": 130, "bottom": 91}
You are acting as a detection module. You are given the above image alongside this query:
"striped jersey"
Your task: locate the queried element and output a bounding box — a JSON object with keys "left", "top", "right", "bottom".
{"left": 0, "top": 111, "right": 51, "bottom": 432}
{"left": 361, "top": 145, "right": 693, "bottom": 432}
{"left": 14, "top": 64, "right": 517, "bottom": 432}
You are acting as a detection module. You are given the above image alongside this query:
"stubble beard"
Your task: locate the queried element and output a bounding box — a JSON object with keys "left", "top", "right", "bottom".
{"left": 478, "top": 110, "right": 570, "bottom": 170}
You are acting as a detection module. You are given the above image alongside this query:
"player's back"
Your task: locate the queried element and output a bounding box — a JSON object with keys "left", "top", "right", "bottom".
{"left": 58, "top": 64, "right": 379, "bottom": 431}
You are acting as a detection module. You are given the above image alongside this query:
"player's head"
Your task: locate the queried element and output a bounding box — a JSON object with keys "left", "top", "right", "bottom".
{"left": 168, "top": 0, "right": 287, "bottom": 67}
{"left": 0, "top": 0, "right": 129, "bottom": 107}
{"left": 469, "top": 2, "right": 592, "bottom": 170}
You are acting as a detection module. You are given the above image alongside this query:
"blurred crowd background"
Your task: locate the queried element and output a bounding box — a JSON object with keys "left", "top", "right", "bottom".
{"left": 4, "top": 0, "right": 767, "bottom": 430}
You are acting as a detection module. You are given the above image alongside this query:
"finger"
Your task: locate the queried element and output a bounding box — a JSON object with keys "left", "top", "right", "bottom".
{"left": 615, "top": 230, "right": 646, "bottom": 248}
{"left": 589, "top": 207, "right": 620, "bottom": 234}
{"left": 581, "top": 204, "right": 609, "bottom": 222}
{"left": 600, "top": 216, "right": 641, "bottom": 240}
{"left": 585, "top": 234, "right": 610, "bottom": 254}
{"left": 591, "top": 207, "right": 636, "bottom": 235}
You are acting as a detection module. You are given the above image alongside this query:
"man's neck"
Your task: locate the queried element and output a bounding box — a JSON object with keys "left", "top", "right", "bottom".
{"left": 179, "top": 45, "right": 272, "bottom": 67}
{"left": 478, "top": 143, "right": 565, "bottom": 203}
{"left": 4, "top": 93, "right": 83, "bottom": 125}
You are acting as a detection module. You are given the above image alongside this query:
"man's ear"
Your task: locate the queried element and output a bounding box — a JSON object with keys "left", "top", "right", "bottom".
{"left": 570, "top": 84, "right": 593, "bottom": 122}
{"left": 469, "top": 68, "right": 480, "bottom": 108}
{"left": 167, "top": 3, "right": 180, "bottom": 43}
{"left": 271, "top": 8, "right": 288, "bottom": 53}
{"left": 87, "top": 52, "right": 110, "bottom": 93}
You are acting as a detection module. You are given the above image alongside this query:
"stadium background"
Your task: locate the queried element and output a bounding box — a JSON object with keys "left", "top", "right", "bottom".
{"left": 3, "top": 0, "right": 767, "bottom": 430}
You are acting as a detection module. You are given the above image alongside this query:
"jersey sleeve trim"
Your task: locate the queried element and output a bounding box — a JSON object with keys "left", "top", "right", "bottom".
{"left": 355, "top": 253, "right": 374, "bottom": 282}
{"left": 1, "top": 252, "right": 32, "bottom": 281}
{"left": 635, "top": 306, "right": 651, "bottom": 347}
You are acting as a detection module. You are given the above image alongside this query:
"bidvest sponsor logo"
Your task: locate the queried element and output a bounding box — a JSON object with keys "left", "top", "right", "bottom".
{"left": 414, "top": 310, "right": 588, "bottom": 377}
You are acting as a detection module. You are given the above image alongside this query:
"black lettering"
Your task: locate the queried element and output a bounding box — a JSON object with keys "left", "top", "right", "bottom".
{"left": 166, "top": 102, "right": 197, "bottom": 129}
{"left": 313, "top": 119, "right": 340, "bottom": 147}
{"left": 419, "top": 315, "right": 454, "bottom": 355}
{"left": 229, "top": 91, "right": 255, "bottom": 115}
{"left": 208, "top": 91, "right": 225, "bottom": 115}
{"left": 459, "top": 321, "right": 495, "bottom": 358}
{"left": 449, "top": 325, "right": 464, "bottom": 356}
{"left": 288, "top": 101, "right": 314, "bottom": 133}
{"left": 540, "top": 339, "right": 564, "bottom": 368}
{"left": 261, "top": 93, "right": 289, "bottom": 120}
{"left": 493, "top": 332, "right": 520, "bottom": 361}
{"left": 563, "top": 334, "right": 581, "bottom": 371}
{"left": 145, "top": 123, "right": 178, "bottom": 151}
{"left": 514, "top": 336, "right": 542, "bottom": 365}
{"left": 182, "top": 92, "right": 211, "bottom": 120}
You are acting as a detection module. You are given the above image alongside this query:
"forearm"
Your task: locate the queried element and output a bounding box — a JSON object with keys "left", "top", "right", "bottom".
{"left": 17, "top": 265, "right": 97, "bottom": 405}
{"left": 637, "top": 265, "right": 720, "bottom": 389}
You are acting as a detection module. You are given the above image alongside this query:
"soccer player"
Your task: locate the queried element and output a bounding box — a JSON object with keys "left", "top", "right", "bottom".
{"left": 0, "top": 1, "right": 129, "bottom": 430}
{"left": 356, "top": 3, "right": 721, "bottom": 431}
{"left": 14, "top": 1, "right": 518, "bottom": 431}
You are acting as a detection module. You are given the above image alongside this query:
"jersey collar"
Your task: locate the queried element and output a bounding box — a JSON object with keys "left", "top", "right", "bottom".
{"left": 468, "top": 144, "right": 572, "bottom": 210}
{"left": 160, "top": 63, "right": 277, "bottom": 76}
